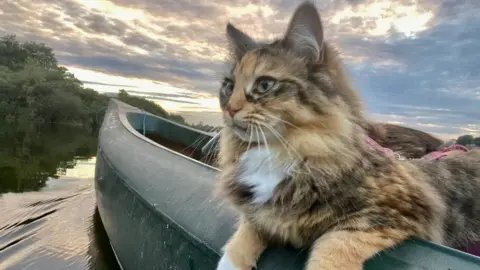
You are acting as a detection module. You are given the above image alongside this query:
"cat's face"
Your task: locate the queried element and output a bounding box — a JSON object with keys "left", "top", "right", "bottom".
{"left": 219, "top": 47, "right": 313, "bottom": 142}
{"left": 219, "top": 2, "right": 363, "bottom": 148}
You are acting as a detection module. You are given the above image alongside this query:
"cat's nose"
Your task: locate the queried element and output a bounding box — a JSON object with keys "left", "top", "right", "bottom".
{"left": 227, "top": 108, "right": 240, "bottom": 117}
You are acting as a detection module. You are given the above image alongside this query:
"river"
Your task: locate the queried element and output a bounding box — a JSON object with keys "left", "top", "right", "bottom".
{"left": 0, "top": 123, "right": 120, "bottom": 270}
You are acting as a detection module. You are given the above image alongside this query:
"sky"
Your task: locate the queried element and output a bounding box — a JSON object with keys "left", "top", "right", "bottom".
{"left": 1, "top": 0, "right": 479, "bottom": 140}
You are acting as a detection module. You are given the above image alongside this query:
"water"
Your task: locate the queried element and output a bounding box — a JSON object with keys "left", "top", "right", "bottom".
{"left": 0, "top": 123, "right": 120, "bottom": 270}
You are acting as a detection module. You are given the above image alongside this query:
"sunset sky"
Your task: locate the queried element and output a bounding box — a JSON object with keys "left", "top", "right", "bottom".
{"left": 1, "top": 0, "right": 479, "bottom": 139}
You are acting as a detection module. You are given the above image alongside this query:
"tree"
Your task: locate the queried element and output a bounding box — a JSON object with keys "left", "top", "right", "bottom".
{"left": 456, "top": 135, "right": 474, "bottom": 146}
{"left": 473, "top": 137, "right": 480, "bottom": 147}
{"left": 116, "top": 89, "right": 169, "bottom": 118}
{"left": 0, "top": 35, "right": 57, "bottom": 71}
{"left": 0, "top": 34, "right": 191, "bottom": 129}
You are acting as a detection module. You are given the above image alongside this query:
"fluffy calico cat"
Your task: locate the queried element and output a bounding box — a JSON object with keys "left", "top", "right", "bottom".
{"left": 215, "top": 1, "right": 480, "bottom": 270}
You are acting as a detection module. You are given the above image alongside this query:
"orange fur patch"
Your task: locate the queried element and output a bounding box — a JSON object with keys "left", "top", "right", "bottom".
{"left": 223, "top": 219, "right": 267, "bottom": 269}
{"left": 306, "top": 230, "right": 407, "bottom": 270}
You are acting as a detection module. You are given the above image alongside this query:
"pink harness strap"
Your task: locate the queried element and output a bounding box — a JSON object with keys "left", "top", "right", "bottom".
{"left": 365, "top": 135, "right": 397, "bottom": 158}
{"left": 365, "top": 135, "right": 470, "bottom": 161}
{"left": 422, "top": 143, "right": 469, "bottom": 161}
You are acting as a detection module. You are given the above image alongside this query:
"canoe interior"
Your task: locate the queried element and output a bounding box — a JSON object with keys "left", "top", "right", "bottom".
{"left": 126, "top": 112, "right": 218, "bottom": 167}
{"left": 141, "top": 131, "right": 218, "bottom": 166}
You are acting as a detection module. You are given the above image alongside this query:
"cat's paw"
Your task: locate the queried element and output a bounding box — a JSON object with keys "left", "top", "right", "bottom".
{"left": 217, "top": 253, "right": 243, "bottom": 270}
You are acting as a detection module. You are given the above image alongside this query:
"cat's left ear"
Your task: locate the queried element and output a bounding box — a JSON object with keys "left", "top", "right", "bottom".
{"left": 283, "top": 1, "right": 324, "bottom": 63}
{"left": 226, "top": 23, "right": 258, "bottom": 60}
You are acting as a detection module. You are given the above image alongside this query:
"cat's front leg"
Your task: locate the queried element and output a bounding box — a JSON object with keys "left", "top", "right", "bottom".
{"left": 217, "top": 220, "right": 266, "bottom": 270}
{"left": 305, "top": 229, "right": 407, "bottom": 270}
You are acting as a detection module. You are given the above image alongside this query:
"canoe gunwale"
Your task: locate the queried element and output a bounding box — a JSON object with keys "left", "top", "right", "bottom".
{"left": 114, "top": 100, "right": 219, "bottom": 172}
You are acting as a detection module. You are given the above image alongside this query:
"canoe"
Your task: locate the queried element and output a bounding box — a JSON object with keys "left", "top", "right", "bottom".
{"left": 94, "top": 99, "right": 480, "bottom": 270}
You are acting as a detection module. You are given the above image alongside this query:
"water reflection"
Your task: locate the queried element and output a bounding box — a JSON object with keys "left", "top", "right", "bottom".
{"left": 0, "top": 123, "right": 119, "bottom": 270}
{"left": 87, "top": 208, "right": 121, "bottom": 270}
{"left": 0, "top": 123, "right": 98, "bottom": 194}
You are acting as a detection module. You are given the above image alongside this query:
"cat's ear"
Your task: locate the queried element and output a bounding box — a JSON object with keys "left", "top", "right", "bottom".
{"left": 226, "top": 23, "right": 258, "bottom": 60}
{"left": 283, "top": 1, "right": 324, "bottom": 62}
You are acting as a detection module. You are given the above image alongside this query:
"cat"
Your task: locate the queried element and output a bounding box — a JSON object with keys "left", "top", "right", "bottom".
{"left": 214, "top": 1, "right": 480, "bottom": 270}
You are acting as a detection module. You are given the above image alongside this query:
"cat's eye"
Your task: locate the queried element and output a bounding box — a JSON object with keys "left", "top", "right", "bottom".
{"left": 222, "top": 79, "right": 234, "bottom": 95}
{"left": 256, "top": 77, "right": 276, "bottom": 93}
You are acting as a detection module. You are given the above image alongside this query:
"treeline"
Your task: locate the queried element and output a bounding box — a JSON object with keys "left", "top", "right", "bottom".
{"left": 455, "top": 134, "right": 480, "bottom": 148}
{"left": 116, "top": 89, "right": 187, "bottom": 124}
{"left": 0, "top": 35, "right": 108, "bottom": 126}
{"left": 0, "top": 35, "right": 189, "bottom": 129}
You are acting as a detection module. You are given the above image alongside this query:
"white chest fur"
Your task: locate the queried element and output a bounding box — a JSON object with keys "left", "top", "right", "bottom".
{"left": 237, "top": 147, "right": 296, "bottom": 204}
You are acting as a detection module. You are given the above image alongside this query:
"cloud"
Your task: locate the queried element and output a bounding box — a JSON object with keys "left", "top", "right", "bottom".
{"left": 330, "top": 0, "right": 436, "bottom": 38}
{"left": 1, "top": 0, "right": 479, "bottom": 137}
{"left": 74, "top": 13, "right": 129, "bottom": 36}
{"left": 124, "top": 89, "right": 203, "bottom": 104}
{"left": 81, "top": 80, "right": 139, "bottom": 88}
{"left": 417, "top": 123, "right": 445, "bottom": 128}
{"left": 143, "top": 96, "right": 200, "bottom": 105}
{"left": 126, "top": 90, "right": 203, "bottom": 99}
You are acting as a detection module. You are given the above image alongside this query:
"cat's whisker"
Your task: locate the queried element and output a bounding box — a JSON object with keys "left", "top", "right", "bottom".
{"left": 236, "top": 134, "right": 248, "bottom": 158}
{"left": 252, "top": 121, "right": 288, "bottom": 152}
{"left": 254, "top": 124, "right": 261, "bottom": 147}
{"left": 259, "top": 119, "right": 312, "bottom": 173}
{"left": 246, "top": 124, "right": 254, "bottom": 153}
{"left": 185, "top": 135, "right": 212, "bottom": 161}
{"left": 253, "top": 124, "right": 269, "bottom": 173}
{"left": 261, "top": 122, "right": 335, "bottom": 214}
{"left": 257, "top": 124, "right": 274, "bottom": 169}
{"left": 263, "top": 122, "right": 317, "bottom": 178}
{"left": 258, "top": 125, "right": 270, "bottom": 153}
{"left": 204, "top": 131, "right": 222, "bottom": 164}
{"left": 247, "top": 113, "right": 267, "bottom": 122}
{"left": 255, "top": 121, "right": 304, "bottom": 175}
{"left": 182, "top": 123, "right": 223, "bottom": 162}
{"left": 182, "top": 133, "right": 208, "bottom": 154}
{"left": 263, "top": 112, "right": 302, "bottom": 130}
{"left": 260, "top": 123, "right": 297, "bottom": 157}
{"left": 262, "top": 126, "right": 297, "bottom": 164}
